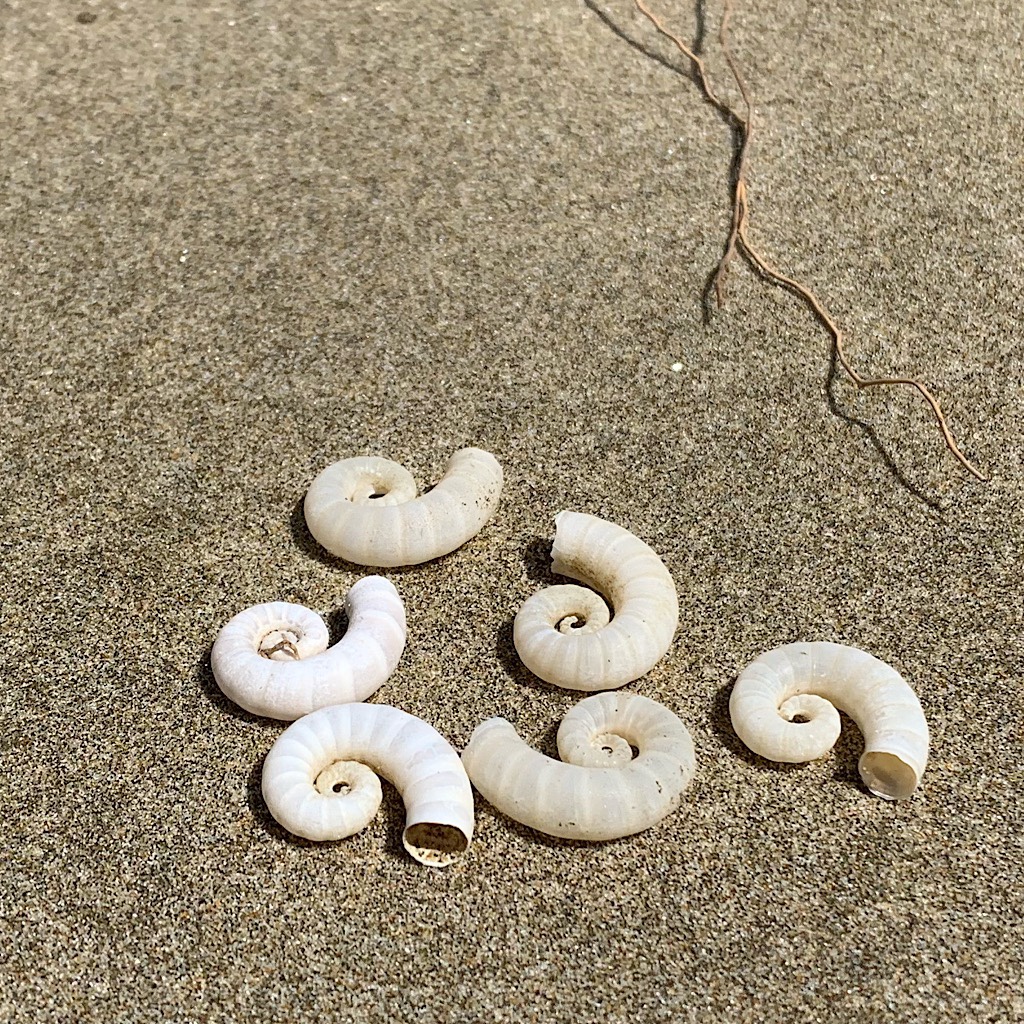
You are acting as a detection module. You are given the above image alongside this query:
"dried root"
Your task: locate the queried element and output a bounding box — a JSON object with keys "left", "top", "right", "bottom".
{"left": 633, "top": 0, "right": 986, "bottom": 481}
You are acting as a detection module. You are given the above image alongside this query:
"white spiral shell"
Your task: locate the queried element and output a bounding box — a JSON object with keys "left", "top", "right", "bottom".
{"left": 729, "top": 641, "right": 930, "bottom": 800}
{"left": 211, "top": 576, "right": 406, "bottom": 721}
{"left": 514, "top": 511, "right": 679, "bottom": 690}
{"left": 461, "top": 692, "right": 696, "bottom": 841}
{"left": 262, "top": 703, "right": 475, "bottom": 866}
{"left": 303, "top": 448, "right": 503, "bottom": 567}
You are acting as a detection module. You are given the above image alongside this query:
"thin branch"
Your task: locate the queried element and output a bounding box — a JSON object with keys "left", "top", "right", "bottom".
{"left": 633, "top": 0, "right": 734, "bottom": 117}
{"left": 632, "top": 0, "right": 987, "bottom": 481}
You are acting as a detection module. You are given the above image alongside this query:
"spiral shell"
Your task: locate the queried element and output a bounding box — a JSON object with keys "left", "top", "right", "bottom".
{"left": 211, "top": 576, "right": 406, "bottom": 721}
{"left": 729, "top": 641, "right": 930, "bottom": 800}
{"left": 514, "top": 511, "right": 679, "bottom": 690}
{"left": 303, "top": 448, "right": 503, "bottom": 567}
{"left": 461, "top": 692, "right": 696, "bottom": 841}
{"left": 262, "top": 703, "right": 475, "bottom": 866}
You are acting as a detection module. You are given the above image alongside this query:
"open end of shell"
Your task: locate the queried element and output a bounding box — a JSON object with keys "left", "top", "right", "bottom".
{"left": 403, "top": 823, "right": 470, "bottom": 868}
{"left": 859, "top": 751, "right": 918, "bottom": 801}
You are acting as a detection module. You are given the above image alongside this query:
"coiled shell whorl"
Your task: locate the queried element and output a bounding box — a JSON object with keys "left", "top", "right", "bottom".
{"left": 303, "top": 448, "right": 503, "bottom": 567}
{"left": 513, "top": 511, "right": 679, "bottom": 690}
{"left": 262, "top": 703, "right": 475, "bottom": 866}
{"left": 211, "top": 576, "right": 406, "bottom": 721}
{"left": 462, "top": 692, "right": 696, "bottom": 841}
{"left": 730, "top": 641, "right": 930, "bottom": 800}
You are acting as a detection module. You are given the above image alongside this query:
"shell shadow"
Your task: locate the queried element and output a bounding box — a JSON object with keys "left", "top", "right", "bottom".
{"left": 246, "top": 756, "right": 311, "bottom": 846}
{"left": 197, "top": 641, "right": 235, "bottom": 717}
{"left": 829, "top": 713, "right": 870, "bottom": 793}
{"left": 324, "top": 605, "right": 350, "bottom": 646}
{"left": 534, "top": 718, "right": 562, "bottom": 760}
{"left": 707, "top": 681, "right": 805, "bottom": 772}
{"left": 523, "top": 534, "right": 558, "bottom": 584}
{"left": 492, "top": 534, "right": 596, "bottom": 696}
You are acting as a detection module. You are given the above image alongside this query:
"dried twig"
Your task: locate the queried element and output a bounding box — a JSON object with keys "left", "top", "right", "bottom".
{"left": 633, "top": 0, "right": 987, "bottom": 481}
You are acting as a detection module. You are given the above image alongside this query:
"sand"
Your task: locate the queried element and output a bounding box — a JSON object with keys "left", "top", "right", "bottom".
{"left": 2, "top": 1, "right": 1022, "bottom": 1021}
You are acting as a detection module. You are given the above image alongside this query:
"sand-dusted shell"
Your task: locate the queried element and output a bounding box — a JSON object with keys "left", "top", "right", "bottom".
{"left": 461, "top": 692, "right": 695, "bottom": 841}
{"left": 730, "top": 641, "right": 929, "bottom": 799}
{"left": 303, "top": 447, "right": 503, "bottom": 567}
{"left": 211, "top": 576, "right": 405, "bottom": 720}
{"left": 514, "top": 511, "right": 679, "bottom": 690}
{"left": 262, "top": 703, "right": 474, "bottom": 866}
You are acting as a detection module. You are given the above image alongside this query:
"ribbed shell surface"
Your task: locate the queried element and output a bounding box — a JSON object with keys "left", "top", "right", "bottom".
{"left": 461, "top": 692, "right": 695, "bottom": 841}
{"left": 730, "top": 641, "right": 929, "bottom": 799}
{"left": 262, "top": 703, "right": 475, "bottom": 866}
{"left": 303, "top": 448, "right": 503, "bottom": 567}
{"left": 210, "top": 576, "right": 406, "bottom": 720}
{"left": 513, "top": 511, "right": 679, "bottom": 690}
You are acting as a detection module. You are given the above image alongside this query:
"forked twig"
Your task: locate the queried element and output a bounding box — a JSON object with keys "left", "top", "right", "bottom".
{"left": 633, "top": 0, "right": 987, "bottom": 481}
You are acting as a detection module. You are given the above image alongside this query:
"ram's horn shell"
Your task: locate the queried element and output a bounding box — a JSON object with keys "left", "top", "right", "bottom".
{"left": 729, "top": 641, "right": 929, "bottom": 800}
{"left": 211, "top": 576, "right": 406, "bottom": 721}
{"left": 262, "top": 703, "right": 474, "bottom": 866}
{"left": 303, "top": 448, "right": 503, "bottom": 567}
{"left": 461, "top": 692, "right": 696, "bottom": 841}
{"left": 513, "top": 511, "right": 679, "bottom": 690}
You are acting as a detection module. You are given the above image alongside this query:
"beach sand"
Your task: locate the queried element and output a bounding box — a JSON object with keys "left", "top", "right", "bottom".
{"left": 2, "top": 2, "right": 1022, "bottom": 1021}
